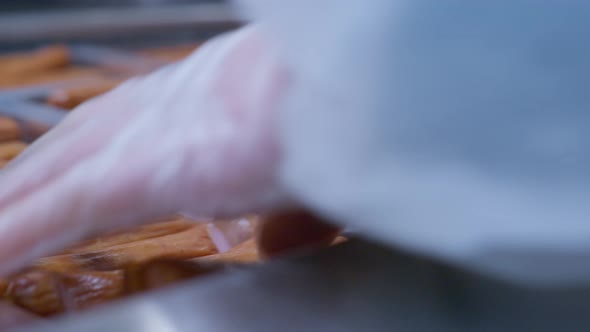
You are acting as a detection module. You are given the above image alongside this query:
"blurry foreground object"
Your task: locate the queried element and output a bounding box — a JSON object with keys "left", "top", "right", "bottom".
{"left": 238, "top": 0, "right": 590, "bottom": 284}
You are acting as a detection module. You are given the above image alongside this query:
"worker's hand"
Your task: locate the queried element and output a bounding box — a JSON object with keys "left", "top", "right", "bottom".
{"left": 0, "top": 25, "right": 292, "bottom": 275}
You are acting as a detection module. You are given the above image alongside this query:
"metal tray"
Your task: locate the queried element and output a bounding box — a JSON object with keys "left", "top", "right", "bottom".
{"left": 0, "top": 2, "right": 241, "bottom": 140}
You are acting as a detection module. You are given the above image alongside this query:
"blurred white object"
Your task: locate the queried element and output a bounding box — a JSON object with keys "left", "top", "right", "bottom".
{"left": 237, "top": 0, "right": 590, "bottom": 284}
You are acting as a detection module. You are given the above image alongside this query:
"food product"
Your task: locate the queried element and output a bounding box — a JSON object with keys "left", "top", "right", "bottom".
{"left": 0, "top": 67, "right": 104, "bottom": 89}
{"left": 0, "top": 117, "right": 21, "bottom": 142}
{"left": 137, "top": 43, "right": 199, "bottom": 62}
{"left": 0, "top": 45, "right": 70, "bottom": 78}
{"left": 0, "top": 141, "right": 27, "bottom": 162}
{"left": 1, "top": 216, "right": 259, "bottom": 317}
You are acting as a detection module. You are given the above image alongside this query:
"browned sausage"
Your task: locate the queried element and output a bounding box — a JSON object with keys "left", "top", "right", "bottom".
{"left": 59, "top": 218, "right": 197, "bottom": 255}
{"left": 0, "top": 117, "right": 21, "bottom": 142}
{"left": 3, "top": 269, "right": 124, "bottom": 316}
{"left": 0, "top": 45, "right": 70, "bottom": 77}
{"left": 0, "top": 141, "right": 27, "bottom": 162}
{"left": 138, "top": 43, "right": 200, "bottom": 62}
{"left": 36, "top": 223, "right": 217, "bottom": 272}
{"left": 0, "top": 67, "right": 105, "bottom": 89}
{"left": 124, "top": 259, "right": 223, "bottom": 293}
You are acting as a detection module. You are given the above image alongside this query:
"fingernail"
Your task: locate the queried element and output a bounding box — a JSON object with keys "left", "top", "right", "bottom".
{"left": 207, "top": 217, "right": 256, "bottom": 253}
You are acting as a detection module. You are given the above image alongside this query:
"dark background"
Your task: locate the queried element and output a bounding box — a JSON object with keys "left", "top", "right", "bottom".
{"left": 0, "top": 0, "right": 236, "bottom": 52}
{"left": 0, "top": 0, "right": 224, "bottom": 13}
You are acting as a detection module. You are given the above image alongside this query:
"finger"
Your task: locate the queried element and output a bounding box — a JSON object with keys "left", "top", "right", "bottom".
{"left": 256, "top": 210, "right": 341, "bottom": 259}
{"left": 0, "top": 27, "right": 287, "bottom": 274}
{"left": 0, "top": 98, "right": 215, "bottom": 274}
{"left": 0, "top": 123, "right": 109, "bottom": 213}
{"left": 0, "top": 145, "right": 168, "bottom": 274}
{"left": 11, "top": 35, "right": 221, "bottom": 168}
{"left": 0, "top": 79, "right": 147, "bottom": 212}
{"left": 206, "top": 216, "right": 258, "bottom": 253}
{"left": 6, "top": 77, "right": 140, "bottom": 164}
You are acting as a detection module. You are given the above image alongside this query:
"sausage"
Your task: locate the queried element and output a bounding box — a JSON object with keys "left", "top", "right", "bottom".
{"left": 70, "top": 224, "right": 217, "bottom": 270}
{"left": 59, "top": 218, "right": 197, "bottom": 254}
{"left": 0, "top": 216, "right": 343, "bottom": 317}
{"left": 124, "top": 259, "right": 223, "bottom": 293}
{"left": 0, "top": 45, "right": 70, "bottom": 78}
{"left": 0, "top": 117, "right": 21, "bottom": 142}
{"left": 3, "top": 269, "right": 124, "bottom": 316}
{"left": 0, "top": 141, "right": 27, "bottom": 162}
{"left": 4, "top": 260, "right": 227, "bottom": 316}
{"left": 138, "top": 44, "right": 200, "bottom": 62}
{"left": 35, "top": 218, "right": 201, "bottom": 273}
{"left": 36, "top": 223, "right": 217, "bottom": 272}
{"left": 0, "top": 67, "right": 104, "bottom": 89}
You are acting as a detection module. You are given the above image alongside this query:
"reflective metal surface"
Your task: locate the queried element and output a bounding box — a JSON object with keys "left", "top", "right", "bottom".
{"left": 0, "top": 3, "right": 240, "bottom": 52}
{"left": 0, "top": 0, "right": 221, "bottom": 13}
{"left": 0, "top": 99, "right": 66, "bottom": 126}
{"left": 0, "top": 3, "right": 237, "bottom": 41}
{"left": 13, "top": 239, "right": 590, "bottom": 332}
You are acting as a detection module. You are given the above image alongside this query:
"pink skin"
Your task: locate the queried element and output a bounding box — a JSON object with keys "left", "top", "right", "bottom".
{"left": 0, "top": 25, "right": 292, "bottom": 275}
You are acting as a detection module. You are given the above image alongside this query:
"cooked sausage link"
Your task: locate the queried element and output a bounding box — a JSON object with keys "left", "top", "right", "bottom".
{"left": 3, "top": 270, "right": 64, "bottom": 316}
{"left": 0, "top": 45, "right": 70, "bottom": 77}
{"left": 0, "top": 118, "right": 21, "bottom": 142}
{"left": 124, "top": 259, "right": 223, "bottom": 293}
{"left": 138, "top": 43, "right": 199, "bottom": 62}
{"left": 2, "top": 269, "right": 124, "bottom": 316}
{"left": 0, "top": 67, "right": 103, "bottom": 89}
{"left": 71, "top": 224, "right": 217, "bottom": 270}
{"left": 36, "top": 224, "right": 217, "bottom": 272}
{"left": 59, "top": 218, "right": 197, "bottom": 254}
{"left": 0, "top": 141, "right": 27, "bottom": 162}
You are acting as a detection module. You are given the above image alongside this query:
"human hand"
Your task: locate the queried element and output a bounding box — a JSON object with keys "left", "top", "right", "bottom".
{"left": 0, "top": 25, "right": 292, "bottom": 275}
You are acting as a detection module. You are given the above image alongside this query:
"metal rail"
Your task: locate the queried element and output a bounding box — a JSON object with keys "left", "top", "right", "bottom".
{"left": 0, "top": 3, "right": 242, "bottom": 42}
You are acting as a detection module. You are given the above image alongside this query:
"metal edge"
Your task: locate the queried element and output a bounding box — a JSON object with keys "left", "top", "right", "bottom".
{"left": 0, "top": 98, "right": 67, "bottom": 127}
{"left": 0, "top": 3, "right": 243, "bottom": 42}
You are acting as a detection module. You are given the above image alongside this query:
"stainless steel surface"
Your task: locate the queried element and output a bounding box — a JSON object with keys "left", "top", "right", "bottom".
{"left": 0, "top": 0, "right": 218, "bottom": 13}
{"left": 12, "top": 239, "right": 590, "bottom": 332}
{"left": 0, "top": 3, "right": 240, "bottom": 42}
{"left": 0, "top": 98, "right": 66, "bottom": 127}
{"left": 69, "top": 45, "right": 167, "bottom": 74}
{"left": 0, "top": 80, "right": 92, "bottom": 100}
